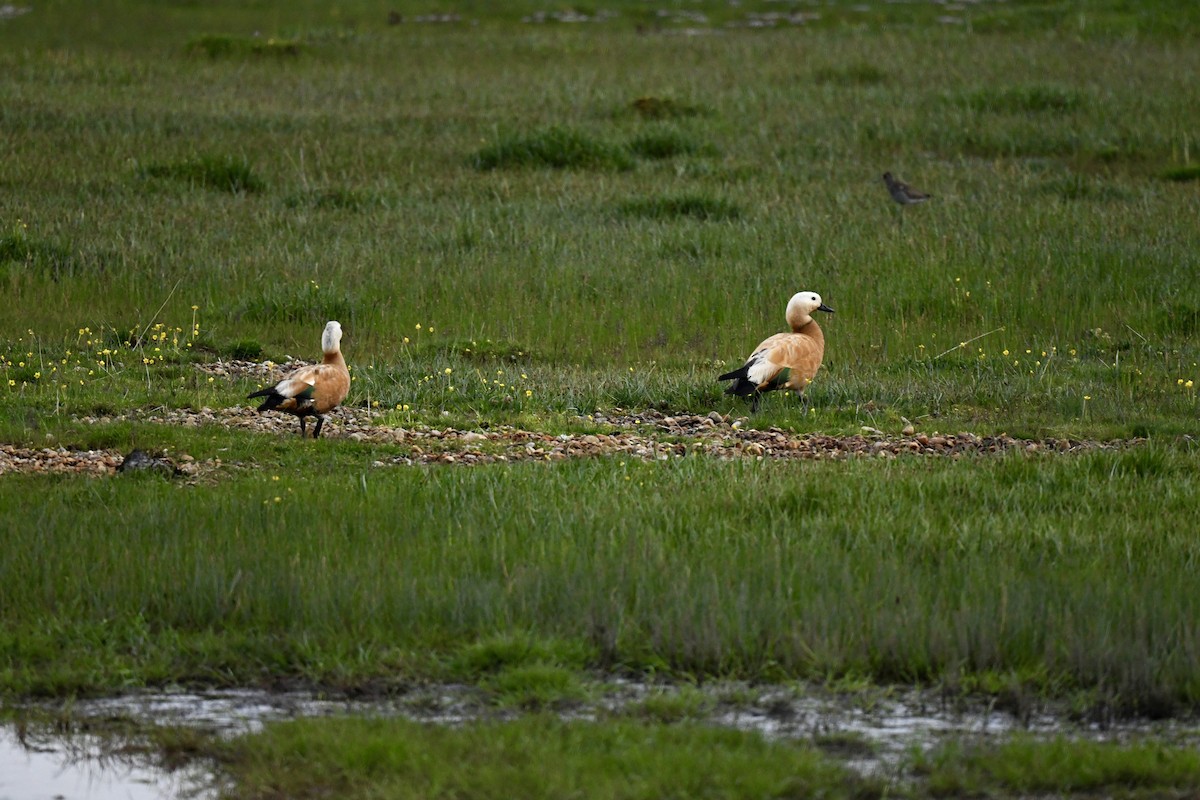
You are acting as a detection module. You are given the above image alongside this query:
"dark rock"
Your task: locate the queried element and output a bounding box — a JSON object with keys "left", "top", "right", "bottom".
{"left": 117, "top": 449, "right": 180, "bottom": 477}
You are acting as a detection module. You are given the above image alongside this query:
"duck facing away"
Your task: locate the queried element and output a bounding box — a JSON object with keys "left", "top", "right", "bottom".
{"left": 718, "top": 292, "right": 833, "bottom": 413}
{"left": 248, "top": 320, "right": 350, "bottom": 438}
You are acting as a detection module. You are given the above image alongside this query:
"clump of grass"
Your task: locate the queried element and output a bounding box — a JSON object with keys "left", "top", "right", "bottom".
{"left": 225, "top": 339, "right": 263, "bottom": 360}
{"left": 626, "top": 128, "right": 713, "bottom": 160}
{"left": 914, "top": 736, "right": 1200, "bottom": 796}
{"left": 449, "top": 338, "right": 534, "bottom": 362}
{"left": 624, "top": 686, "right": 715, "bottom": 723}
{"left": 451, "top": 632, "right": 591, "bottom": 677}
{"left": 252, "top": 38, "right": 302, "bottom": 57}
{"left": 0, "top": 235, "right": 85, "bottom": 279}
{"left": 618, "top": 194, "right": 741, "bottom": 221}
{"left": 630, "top": 96, "right": 708, "bottom": 119}
{"left": 484, "top": 663, "right": 589, "bottom": 709}
{"left": 950, "top": 84, "right": 1085, "bottom": 113}
{"left": 216, "top": 717, "right": 864, "bottom": 800}
{"left": 1036, "top": 175, "right": 1130, "bottom": 201}
{"left": 230, "top": 281, "right": 355, "bottom": 325}
{"left": 813, "top": 62, "right": 887, "bottom": 86}
{"left": 140, "top": 155, "right": 266, "bottom": 194}
{"left": 470, "top": 127, "right": 634, "bottom": 171}
{"left": 1085, "top": 445, "right": 1181, "bottom": 480}
{"left": 186, "top": 35, "right": 241, "bottom": 58}
{"left": 950, "top": 127, "right": 1082, "bottom": 159}
{"left": 283, "top": 188, "right": 381, "bottom": 211}
{"left": 186, "top": 34, "right": 303, "bottom": 58}
{"left": 1160, "top": 164, "right": 1200, "bottom": 182}
{"left": 1158, "top": 302, "right": 1200, "bottom": 336}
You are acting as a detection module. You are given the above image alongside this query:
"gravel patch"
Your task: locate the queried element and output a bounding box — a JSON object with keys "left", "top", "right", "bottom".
{"left": 48, "top": 404, "right": 1144, "bottom": 475}
{"left": 1, "top": 359, "right": 1144, "bottom": 476}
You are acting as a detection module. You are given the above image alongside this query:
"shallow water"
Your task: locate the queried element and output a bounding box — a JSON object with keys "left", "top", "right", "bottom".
{"left": 4, "top": 684, "right": 1197, "bottom": 797}
{"left": 0, "top": 726, "right": 209, "bottom": 800}
{"left": 0, "top": 691, "right": 350, "bottom": 800}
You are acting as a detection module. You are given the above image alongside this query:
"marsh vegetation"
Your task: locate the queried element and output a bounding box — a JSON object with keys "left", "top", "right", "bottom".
{"left": 2, "top": 0, "right": 1199, "bottom": 796}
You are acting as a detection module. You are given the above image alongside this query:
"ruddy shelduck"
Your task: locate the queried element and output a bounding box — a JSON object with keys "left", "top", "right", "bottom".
{"left": 718, "top": 291, "right": 834, "bottom": 413}
{"left": 248, "top": 320, "right": 350, "bottom": 438}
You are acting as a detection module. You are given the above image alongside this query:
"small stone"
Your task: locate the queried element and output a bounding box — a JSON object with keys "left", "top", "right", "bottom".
{"left": 902, "top": 424, "right": 915, "bottom": 436}
{"left": 117, "top": 449, "right": 178, "bottom": 477}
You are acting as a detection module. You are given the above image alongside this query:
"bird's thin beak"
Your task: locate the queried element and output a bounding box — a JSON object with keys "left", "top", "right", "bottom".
{"left": 818, "top": 303, "right": 835, "bottom": 314}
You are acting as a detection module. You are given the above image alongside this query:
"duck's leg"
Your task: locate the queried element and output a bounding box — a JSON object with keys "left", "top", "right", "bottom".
{"left": 299, "top": 416, "right": 308, "bottom": 437}
{"left": 750, "top": 392, "right": 761, "bottom": 414}
{"left": 312, "top": 415, "right": 326, "bottom": 439}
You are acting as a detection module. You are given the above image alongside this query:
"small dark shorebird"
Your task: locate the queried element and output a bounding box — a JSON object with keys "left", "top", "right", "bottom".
{"left": 882, "top": 172, "right": 931, "bottom": 205}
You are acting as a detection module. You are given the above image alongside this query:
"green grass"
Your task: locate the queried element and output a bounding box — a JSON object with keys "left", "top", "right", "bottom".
{"left": 2, "top": 5, "right": 1199, "bottom": 368}
{"left": 948, "top": 84, "right": 1087, "bottom": 114}
{"left": 617, "top": 193, "right": 741, "bottom": 222}
{"left": 1161, "top": 164, "right": 1200, "bottom": 182}
{"left": 915, "top": 736, "right": 1200, "bottom": 796}
{"left": 626, "top": 128, "right": 715, "bottom": 160}
{"left": 186, "top": 34, "right": 304, "bottom": 59}
{"left": 470, "top": 127, "right": 635, "bottom": 171}
{"left": 215, "top": 716, "right": 875, "bottom": 800}
{"left": 623, "top": 686, "right": 717, "bottom": 724}
{"left": 813, "top": 63, "right": 888, "bottom": 87}
{"left": 630, "top": 96, "right": 711, "bottom": 120}
{"left": 139, "top": 155, "right": 267, "bottom": 194}
{"left": 3, "top": 446, "right": 1200, "bottom": 716}
{"left": 1, "top": 0, "right": 1200, "bottom": 742}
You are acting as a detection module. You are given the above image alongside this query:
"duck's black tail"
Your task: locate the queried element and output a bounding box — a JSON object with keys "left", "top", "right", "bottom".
{"left": 248, "top": 388, "right": 284, "bottom": 412}
{"left": 717, "top": 363, "right": 757, "bottom": 397}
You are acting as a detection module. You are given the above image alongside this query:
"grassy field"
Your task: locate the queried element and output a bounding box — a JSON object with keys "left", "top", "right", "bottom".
{"left": 2, "top": 2, "right": 1199, "bottom": 436}
{"left": 3, "top": 0, "right": 1200, "bottom": 795}
{"left": 4, "top": 445, "right": 1200, "bottom": 713}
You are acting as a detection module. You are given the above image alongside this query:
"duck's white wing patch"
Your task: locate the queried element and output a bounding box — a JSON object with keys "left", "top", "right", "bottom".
{"left": 273, "top": 367, "right": 320, "bottom": 398}
{"left": 745, "top": 348, "right": 779, "bottom": 386}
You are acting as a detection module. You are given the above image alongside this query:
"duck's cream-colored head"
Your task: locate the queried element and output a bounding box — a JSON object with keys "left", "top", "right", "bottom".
{"left": 321, "top": 320, "right": 343, "bottom": 354}
{"left": 785, "top": 292, "right": 834, "bottom": 331}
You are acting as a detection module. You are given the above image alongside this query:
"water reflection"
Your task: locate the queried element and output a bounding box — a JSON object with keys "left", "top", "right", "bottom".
{"left": 0, "top": 724, "right": 210, "bottom": 800}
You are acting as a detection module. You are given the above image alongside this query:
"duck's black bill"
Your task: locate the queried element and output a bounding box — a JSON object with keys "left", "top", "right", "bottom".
{"left": 817, "top": 303, "right": 835, "bottom": 314}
